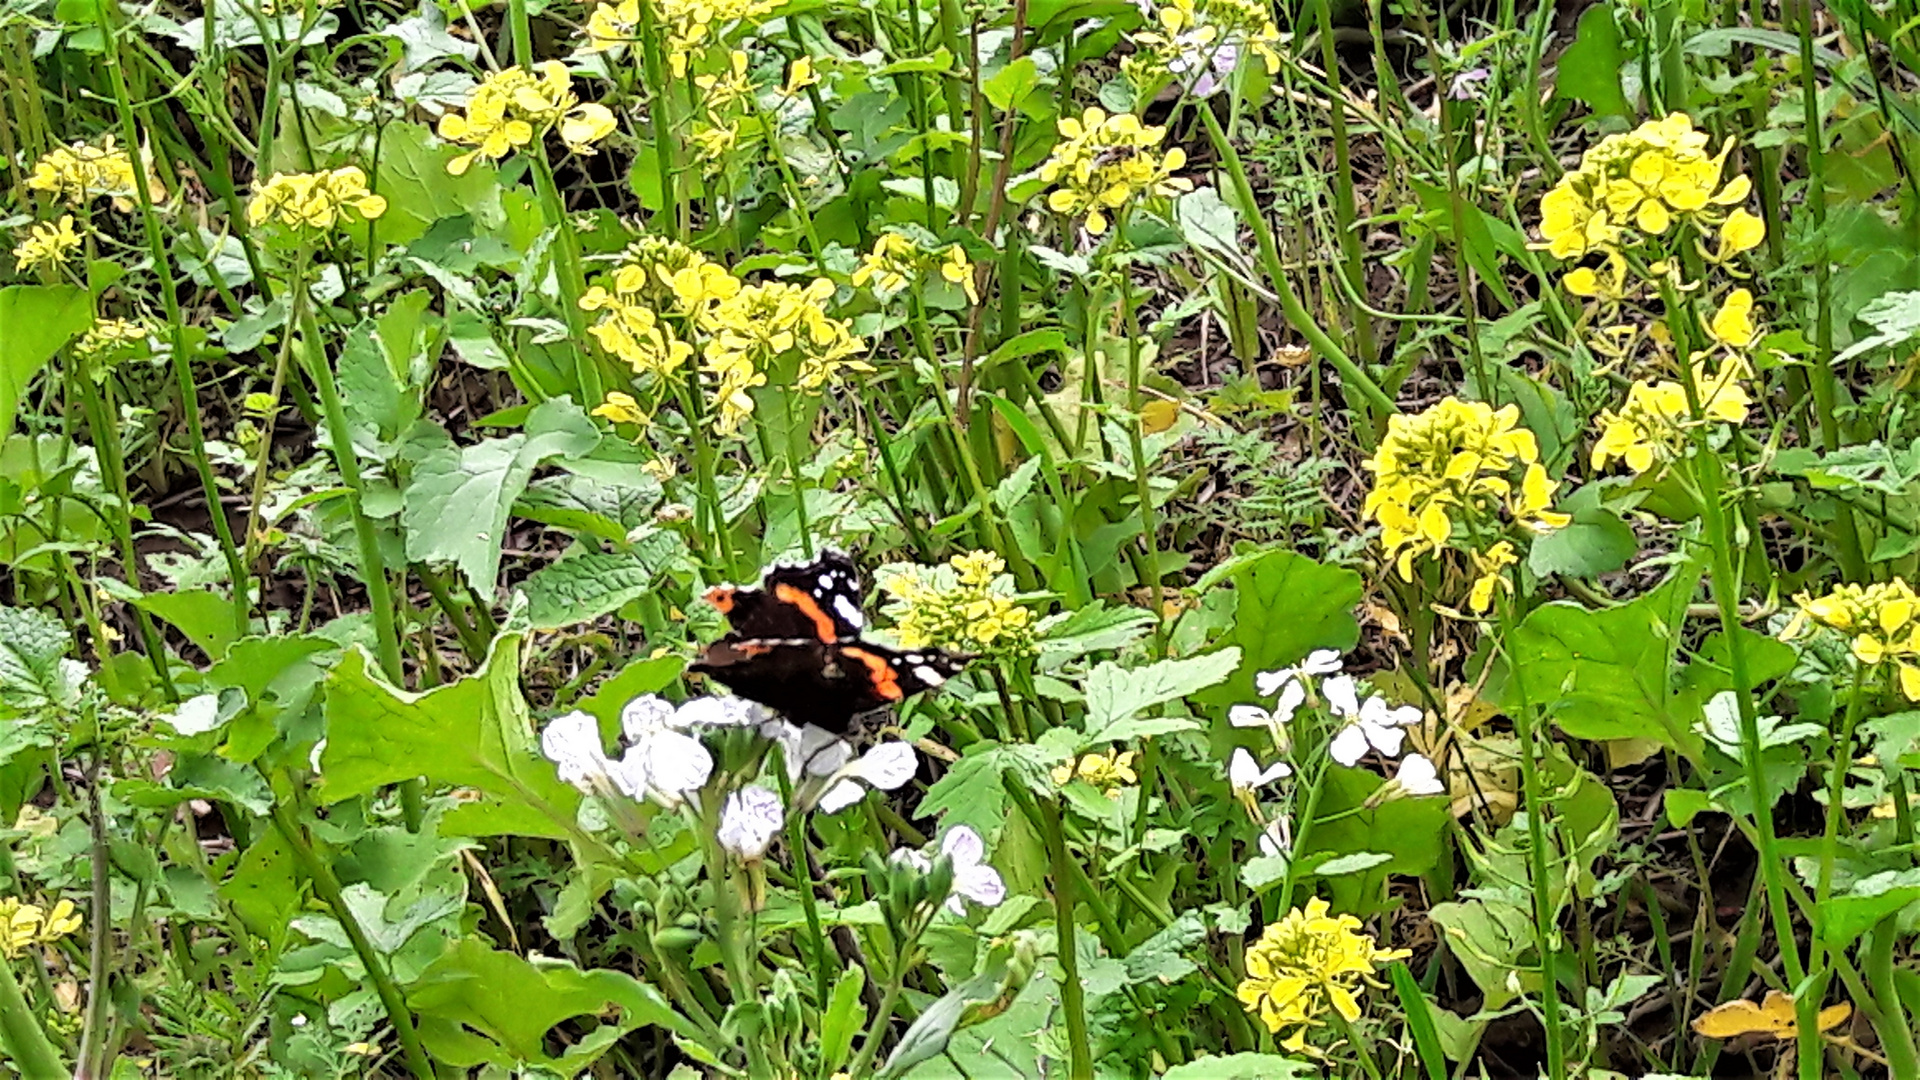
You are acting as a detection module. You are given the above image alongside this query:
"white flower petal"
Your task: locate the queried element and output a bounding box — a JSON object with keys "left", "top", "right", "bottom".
{"left": 1273, "top": 679, "right": 1306, "bottom": 724}
{"left": 953, "top": 864, "right": 1005, "bottom": 909}
{"left": 1228, "top": 704, "right": 1272, "bottom": 729}
{"left": 849, "top": 741, "right": 917, "bottom": 791}
{"left": 542, "top": 711, "right": 611, "bottom": 789}
{"left": 718, "top": 785, "right": 785, "bottom": 858}
{"left": 1329, "top": 723, "right": 1370, "bottom": 767}
{"left": 890, "top": 848, "right": 931, "bottom": 872}
{"left": 168, "top": 693, "right": 223, "bottom": 735}
{"left": 678, "top": 696, "right": 766, "bottom": 728}
{"left": 1395, "top": 753, "right": 1445, "bottom": 796}
{"left": 1368, "top": 724, "right": 1408, "bottom": 759}
{"left": 1384, "top": 703, "right": 1422, "bottom": 728}
{"left": 1257, "top": 817, "right": 1289, "bottom": 858}
{"left": 1229, "top": 747, "right": 1259, "bottom": 789}
{"left": 1302, "top": 649, "right": 1344, "bottom": 676}
{"left": 941, "top": 825, "right": 986, "bottom": 869}
{"left": 1253, "top": 670, "right": 1289, "bottom": 698}
{"left": 817, "top": 779, "right": 864, "bottom": 813}
{"left": 621, "top": 694, "right": 676, "bottom": 740}
{"left": 309, "top": 739, "right": 327, "bottom": 774}
{"left": 1323, "top": 675, "right": 1360, "bottom": 717}
{"left": 798, "top": 726, "right": 850, "bottom": 777}
{"left": 638, "top": 729, "right": 713, "bottom": 799}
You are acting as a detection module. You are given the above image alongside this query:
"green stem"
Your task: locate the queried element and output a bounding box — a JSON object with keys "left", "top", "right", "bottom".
{"left": 1035, "top": 793, "right": 1092, "bottom": 1080}
{"left": 1866, "top": 915, "right": 1920, "bottom": 1078}
{"left": 1498, "top": 596, "right": 1568, "bottom": 1078}
{"left": 0, "top": 958, "right": 62, "bottom": 1080}
{"left": 270, "top": 803, "right": 436, "bottom": 1080}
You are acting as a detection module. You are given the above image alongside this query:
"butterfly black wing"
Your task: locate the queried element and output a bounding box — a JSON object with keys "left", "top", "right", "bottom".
{"left": 702, "top": 550, "right": 865, "bottom": 643}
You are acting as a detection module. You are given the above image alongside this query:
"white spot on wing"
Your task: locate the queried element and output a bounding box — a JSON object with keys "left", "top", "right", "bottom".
{"left": 913, "top": 664, "right": 946, "bottom": 686}
{"left": 819, "top": 572, "right": 835, "bottom": 589}
{"left": 833, "top": 594, "right": 865, "bottom": 629}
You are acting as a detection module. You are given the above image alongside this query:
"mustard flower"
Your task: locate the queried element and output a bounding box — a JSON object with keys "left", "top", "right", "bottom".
{"left": 247, "top": 167, "right": 387, "bottom": 231}
{"left": 591, "top": 391, "right": 649, "bottom": 426}
{"left": 25, "top": 136, "right": 157, "bottom": 211}
{"left": 437, "top": 62, "right": 614, "bottom": 175}
{"left": 1534, "top": 113, "right": 1754, "bottom": 260}
{"left": 1126, "top": 0, "right": 1281, "bottom": 97}
{"left": 0, "top": 897, "right": 83, "bottom": 959}
{"left": 1039, "top": 107, "right": 1192, "bottom": 235}
{"left": 1052, "top": 749, "right": 1139, "bottom": 794}
{"left": 852, "top": 232, "right": 980, "bottom": 305}
{"left": 12, "top": 216, "right": 82, "bottom": 272}
{"left": 585, "top": 0, "right": 777, "bottom": 76}
{"left": 1790, "top": 580, "right": 1920, "bottom": 699}
{"left": 74, "top": 318, "right": 155, "bottom": 359}
{"left": 1589, "top": 357, "right": 1751, "bottom": 475}
{"left": 880, "top": 550, "right": 1037, "bottom": 659}
{"left": 1361, "top": 398, "right": 1569, "bottom": 582}
{"left": 1236, "top": 898, "right": 1410, "bottom": 1051}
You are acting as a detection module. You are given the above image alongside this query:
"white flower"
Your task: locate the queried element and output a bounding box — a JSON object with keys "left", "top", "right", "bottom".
{"left": 542, "top": 710, "right": 615, "bottom": 792}
{"left": 615, "top": 727, "right": 713, "bottom": 807}
{"left": 936, "top": 826, "right": 1006, "bottom": 914}
{"left": 621, "top": 695, "right": 677, "bottom": 739}
{"left": 677, "top": 696, "right": 771, "bottom": 728}
{"left": 764, "top": 719, "right": 853, "bottom": 781}
{"left": 1322, "top": 674, "right": 1360, "bottom": 718}
{"left": 1256, "top": 816, "right": 1290, "bottom": 859}
{"left": 167, "top": 693, "right": 223, "bottom": 736}
{"left": 1393, "top": 753, "right": 1445, "bottom": 796}
{"left": 1228, "top": 747, "right": 1291, "bottom": 795}
{"left": 1255, "top": 650, "right": 1343, "bottom": 698}
{"left": 1229, "top": 678, "right": 1304, "bottom": 740}
{"left": 1329, "top": 692, "right": 1422, "bottom": 766}
{"left": 718, "top": 785, "right": 785, "bottom": 859}
{"left": 817, "top": 741, "right": 917, "bottom": 813}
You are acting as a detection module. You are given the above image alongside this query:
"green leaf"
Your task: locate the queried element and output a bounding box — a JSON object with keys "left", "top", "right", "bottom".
{"left": 1303, "top": 768, "right": 1450, "bottom": 901}
{"left": 982, "top": 56, "right": 1040, "bottom": 111}
{"left": 1527, "top": 505, "right": 1637, "bottom": 578}
{"left": 820, "top": 967, "right": 867, "bottom": 1074}
{"left": 1834, "top": 289, "right": 1920, "bottom": 363}
{"left": 1161, "top": 1054, "right": 1316, "bottom": 1079}
{"left": 316, "top": 633, "right": 582, "bottom": 838}
{"left": 520, "top": 540, "right": 686, "bottom": 631}
{"left": 410, "top": 936, "right": 694, "bottom": 1073}
{"left": 1554, "top": 4, "right": 1631, "bottom": 118}
{"left": 338, "top": 291, "right": 439, "bottom": 451}
{"left": 1429, "top": 894, "right": 1537, "bottom": 1011}
{"left": 1505, "top": 575, "right": 1704, "bottom": 757}
{"left": 916, "top": 741, "right": 1056, "bottom": 837}
{"left": 0, "top": 286, "right": 92, "bottom": 438}
{"left": 1819, "top": 868, "right": 1920, "bottom": 949}
{"left": 1036, "top": 602, "right": 1157, "bottom": 664}
{"left": 372, "top": 121, "right": 507, "bottom": 247}
{"left": 1082, "top": 649, "right": 1240, "bottom": 745}
{"left": 134, "top": 588, "right": 241, "bottom": 661}
{"left": 575, "top": 654, "right": 685, "bottom": 729}
{"left": 0, "top": 605, "right": 83, "bottom": 715}
{"left": 401, "top": 397, "right": 599, "bottom": 591}
{"left": 1122, "top": 911, "right": 1205, "bottom": 986}
{"left": 1176, "top": 187, "right": 1243, "bottom": 258}
{"left": 1195, "top": 548, "right": 1362, "bottom": 709}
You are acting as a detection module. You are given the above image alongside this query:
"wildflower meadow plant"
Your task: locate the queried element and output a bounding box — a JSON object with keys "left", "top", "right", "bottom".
{"left": 1236, "top": 898, "right": 1410, "bottom": 1052}
{"left": 1038, "top": 107, "right": 1192, "bottom": 235}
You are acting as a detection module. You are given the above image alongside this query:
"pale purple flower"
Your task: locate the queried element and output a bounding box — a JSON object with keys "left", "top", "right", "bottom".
{"left": 718, "top": 785, "right": 785, "bottom": 859}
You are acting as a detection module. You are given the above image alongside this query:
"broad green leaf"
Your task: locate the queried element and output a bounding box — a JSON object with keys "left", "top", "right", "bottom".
{"left": 1035, "top": 602, "right": 1156, "bottom": 665}
{"left": 1817, "top": 868, "right": 1920, "bottom": 948}
{"left": 338, "top": 291, "right": 439, "bottom": 452}
{"left": 520, "top": 540, "right": 686, "bottom": 631}
{"left": 982, "top": 56, "right": 1040, "bottom": 111}
{"left": 0, "top": 605, "right": 83, "bottom": 715}
{"left": 410, "top": 936, "right": 694, "bottom": 1074}
{"left": 134, "top": 588, "right": 241, "bottom": 661}
{"left": 1506, "top": 574, "right": 1704, "bottom": 757}
{"left": 916, "top": 741, "right": 1056, "bottom": 837}
{"left": 1429, "top": 894, "right": 1537, "bottom": 1011}
{"left": 1834, "top": 289, "right": 1920, "bottom": 363}
{"left": 575, "top": 654, "right": 685, "bottom": 730}
{"left": 1527, "top": 504, "right": 1637, "bottom": 578}
{"left": 1176, "top": 187, "right": 1243, "bottom": 258}
{"left": 1195, "top": 548, "right": 1361, "bottom": 709}
{"left": 221, "top": 829, "right": 302, "bottom": 941}
{"left": 0, "top": 286, "right": 91, "bottom": 438}
{"left": 1162, "top": 1054, "right": 1316, "bottom": 1079}
{"left": 316, "top": 633, "right": 582, "bottom": 839}
{"left": 1082, "top": 649, "right": 1240, "bottom": 745}
{"left": 1554, "top": 4, "right": 1631, "bottom": 118}
{"left": 382, "top": 0, "right": 479, "bottom": 69}
{"left": 820, "top": 966, "right": 867, "bottom": 1074}
{"left": 1122, "top": 911, "right": 1205, "bottom": 986}
{"left": 401, "top": 397, "right": 599, "bottom": 592}
{"left": 372, "top": 121, "right": 508, "bottom": 247}
{"left": 1304, "top": 767, "right": 1450, "bottom": 903}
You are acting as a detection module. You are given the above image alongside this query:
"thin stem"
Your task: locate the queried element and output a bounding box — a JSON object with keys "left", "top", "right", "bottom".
{"left": 1036, "top": 793, "right": 1092, "bottom": 1080}
{"left": 0, "top": 956, "right": 62, "bottom": 1080}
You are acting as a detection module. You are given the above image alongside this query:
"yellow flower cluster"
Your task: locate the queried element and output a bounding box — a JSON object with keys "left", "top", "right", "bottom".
{"left": 1537, "top": 113, "right": 1762, "bottom": 261}
{"left": 437, "top": 62, "right": 616, "bottom": 176}
{"left": 75, "top": 318, "right": 154, "bottom": 358}
{"left": 0, "top": 897, "right": 82, "bottom": 959}
{"left": 880, "top": 551, "right": 1036, "bottom": 658}
{"left": 1590, "top": 357, "right": 1752, "bottom": 474}
{"left": 1039, "top": 108, "right": 1192, "bottom": 235}
{"left": 1362, "top": 398, "right": 1569, "bottom": 596}
{"left": 1126, "top": 0, "right": 1282, "bottom": 92}
{"left": 583, "top": 242, "right": 870, "bottom": 436}
{"left": 1236, "top": 898, "right": 1409, "bottom": 1051}
{"left": 851, "top": 232, "right": 980, "bottom": 305}
{"left": 12, "top": 216, "right": 81, "bottom": 273}
{"left": 246, "top": 167, "right": 387, "bottom": 231}
{"left": 25, "top": 136, "right": 157, "bottom": 211}
{"left": 1052, "top": 749, "right": 1138, "bottom": 794}
{"left": 1792, "top": 580, "right": 1920, "bottom": 699}
{"left": 584, "top": 0, "right": 778, "bottom": 77}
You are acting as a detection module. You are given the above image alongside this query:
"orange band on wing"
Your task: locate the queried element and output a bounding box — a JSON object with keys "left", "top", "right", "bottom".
{"left": 840, "top": 647, "right": 902, "bottom": 700}
{"left": 703, "top": 586, "right": 737, "bottom": 613}
{"left": 775, "top": 583, "right": 839, "bottom": 643}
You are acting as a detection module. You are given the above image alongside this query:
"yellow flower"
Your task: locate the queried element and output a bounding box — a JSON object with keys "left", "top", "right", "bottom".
{"left": 438, "top": 63, "right": 586, "bottom": 174}
{"left": 247, "top": 167, "right": 387, "bottom": 231}
{"left": 1535, "top": 114, "right": 1757, "bottom": 259}
{"left": 75, "top": 318, "right": 153, "bottom": 358}
{"left": 1792, "top": 581, "right": 1920, "bottom": 700}
{"left": 940, "top": 245, "right": 979, "bottom": 305}
{"left": 1051, "top": 749, "right": 1139, "bottom": 794}
{"left": 559, "top": 102, "right": 618, "bottom": 153}
{"left": 1235, "top": 898, "right": 1409, "bottom": 1052}
{"left": 1038, "top": 107, "right": 1191, "bottom": 235}
{"left": 25, "top": 136, "right": 159, "bottom": 211}
{"left": 583, "top": 0, "right": 640, "bottom": 51}
{"left": 1467, "top": 541, "right": 1517, "bottom": 614}
{"left": 1708, "top": 287, "right": 1760, "bottom": 348}
{"left": 852, "top": 232, "right": 919, "bottom": 294}
{"left": 12, "top": 216, "right": 82, "bottom": 272}
{"left": 881, "top": 551, "right": 1036, "bottom": 658}
{"left": 1712, "top": 208, "right": 1766, "bottom": 261}
{"left": 782, "top": 56, "right": 818, "bottom": 96}
{"left": 653, "top": 0, "right": 780, "bottom": 77}
{"left": 0, "top": 896, "right": 83, "bottom": 958}
{"left": 1562, "top": 251, "right": 1630, "bottom": 302}
{"left": 592, "top": 391, "right": 648, "bottom": 426}
{"left": 1537, "top": 182, "right": 1617, "bottom": 259}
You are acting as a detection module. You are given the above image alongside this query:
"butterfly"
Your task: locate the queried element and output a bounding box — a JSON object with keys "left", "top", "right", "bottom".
{"left": 688, "top": 550, "right": 969, "bottom": 733}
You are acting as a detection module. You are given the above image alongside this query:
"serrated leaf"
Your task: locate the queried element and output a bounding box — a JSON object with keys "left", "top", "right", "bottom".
{"left": 519, "top": 537, "right": 688, "bottom": 630}
{"left": 372, "top": 121, "right": 507, "bottom": 248}
{"left": 401, "top": 398, "right": 599, "bottom": 592}
{"left": 1036, "top": 602, "right": 1157, "bottom": 664}
{"left": 1082, "top": 649, "right": 1239, "bottom": 744}
{"left": 916, "top": 741, "right": 1056, "bottom": 837}
{"left": 1817, "top": 868, "right": 1920, "bottom": 948}
{"left": 0, "top": 605, "right": 81, "bottom": 715}
{"left": 1122, "top": 911, "right": 1205, "bottom": 986}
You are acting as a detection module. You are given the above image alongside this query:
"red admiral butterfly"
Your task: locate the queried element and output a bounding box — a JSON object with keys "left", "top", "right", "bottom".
{"left": 689, "top": 550, "right": 969, "bottom": 733}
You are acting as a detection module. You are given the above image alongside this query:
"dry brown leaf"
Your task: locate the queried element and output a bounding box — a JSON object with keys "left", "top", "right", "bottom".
{"left": 1691, "top": 991, "right": 1852, "bottom": 1040}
